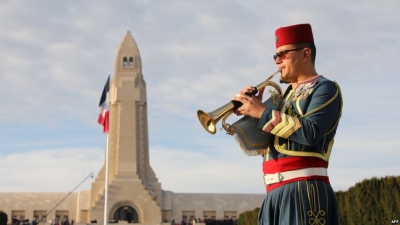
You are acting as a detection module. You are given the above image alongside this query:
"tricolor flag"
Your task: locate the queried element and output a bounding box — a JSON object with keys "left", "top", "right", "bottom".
{"left": 98, "top": 75, "right": 110, "bottom": 133}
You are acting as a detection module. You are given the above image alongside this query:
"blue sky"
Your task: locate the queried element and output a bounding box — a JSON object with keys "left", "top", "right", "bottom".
{"left": 0, "top": 0, "right": 399, "bottom": 193}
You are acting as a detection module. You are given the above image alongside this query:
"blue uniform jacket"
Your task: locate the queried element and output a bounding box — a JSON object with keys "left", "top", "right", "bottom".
{"left": 258, "top": 75, "right": 343, "bottom": 162}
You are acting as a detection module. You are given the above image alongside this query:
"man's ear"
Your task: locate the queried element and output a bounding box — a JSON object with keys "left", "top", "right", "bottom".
{"left": 303, "top": 49, "right": 311, "bottom": 61}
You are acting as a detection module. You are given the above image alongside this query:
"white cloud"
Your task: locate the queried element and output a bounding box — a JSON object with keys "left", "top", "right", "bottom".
{"left": 0, "top": 148, "right": 103, "bottom": 192}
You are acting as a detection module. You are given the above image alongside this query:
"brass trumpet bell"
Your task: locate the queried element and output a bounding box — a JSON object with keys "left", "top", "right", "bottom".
{"left": 197, "top": 102, "right": 235, "bottom": 134}
{"left": 197, "top": 70, "right": 282, "bottom": 135}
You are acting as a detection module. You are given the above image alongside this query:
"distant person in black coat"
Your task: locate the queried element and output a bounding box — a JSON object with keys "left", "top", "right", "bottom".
{"left": 0, "top": 212, "right": 8, "bottom": 225}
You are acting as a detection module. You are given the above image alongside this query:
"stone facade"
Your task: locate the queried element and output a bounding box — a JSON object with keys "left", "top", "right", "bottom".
{"left": 162, "top": 191, "right": 265, "bottom": 221}
{"left": 0, "top": 192, "right": 81, "bottom": 221}
{"left": 0, "top": 32, "right": 265, "bottom": 225}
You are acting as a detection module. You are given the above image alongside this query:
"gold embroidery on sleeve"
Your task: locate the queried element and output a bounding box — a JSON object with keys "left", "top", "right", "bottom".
{"left": 262, "top": 110, "right": 276, "bottom": 130}
{"left": 269, "top": 113, "right": 302, "bottom": 138}
{"left": 270, "top": 113, "right": 288, "bottom": 134}
{"left": 281, "top": 116, "right": 302, "bottom": 139}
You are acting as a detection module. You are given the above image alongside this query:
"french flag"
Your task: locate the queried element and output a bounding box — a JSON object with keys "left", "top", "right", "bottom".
{"left": 98, "top": 75, "right": 110, "bottom": 133}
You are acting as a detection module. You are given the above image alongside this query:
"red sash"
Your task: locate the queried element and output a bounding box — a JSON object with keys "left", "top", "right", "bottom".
{"left": 263, "top": 156, "right": 330, "bottom": 192}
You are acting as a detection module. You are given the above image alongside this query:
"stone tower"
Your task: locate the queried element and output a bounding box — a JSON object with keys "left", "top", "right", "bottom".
{"left": 89, "top": 31, "right": 162, "bottom": 225}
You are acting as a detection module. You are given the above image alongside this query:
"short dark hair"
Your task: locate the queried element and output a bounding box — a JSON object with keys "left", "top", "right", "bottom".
{"left": 0, "top": 211, "right": 8, "bottom": 225}
{"left": 293, "top": 42, "right": 316, "bottom": 65}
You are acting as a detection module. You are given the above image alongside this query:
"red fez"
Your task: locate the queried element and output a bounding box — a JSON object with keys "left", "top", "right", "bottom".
{"left": 275, "top": 23, "right": 314, "bottom": 48}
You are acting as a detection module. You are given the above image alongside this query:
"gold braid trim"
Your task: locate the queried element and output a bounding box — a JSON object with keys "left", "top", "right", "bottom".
{"left": 298, "top": 81, "right": 343, "bottom": 137}
{"left": 325, "top": 82, "right": 343, "bottom": 136}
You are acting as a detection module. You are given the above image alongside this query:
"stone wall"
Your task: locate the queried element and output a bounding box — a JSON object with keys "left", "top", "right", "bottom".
{"left": 162, "top": 191, "right": 265, "bottom": 221}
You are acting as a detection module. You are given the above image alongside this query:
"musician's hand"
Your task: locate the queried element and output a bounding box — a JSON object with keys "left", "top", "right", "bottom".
{"left": 232, "top": 94, "right": 266, "bottom": 118}
{"left": 239, "top": 86, "right": 265, "bottom": 102}
{"left": 233, "top": 108, "right": 244, "bottom": 116}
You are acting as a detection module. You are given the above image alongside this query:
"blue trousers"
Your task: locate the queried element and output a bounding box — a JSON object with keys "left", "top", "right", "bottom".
{"left": 258, "top": 180, "right": 339, "bottom": 225}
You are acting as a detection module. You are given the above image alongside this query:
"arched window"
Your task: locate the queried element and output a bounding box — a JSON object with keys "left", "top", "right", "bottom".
{"left": 113, "top": 206, "right": 138, "bottom": 223}
{"left": 123, "top": 57, "right": 128, "bottom": 67}
{"left": 129, "top": 57, "right": 134, "bottom": 67}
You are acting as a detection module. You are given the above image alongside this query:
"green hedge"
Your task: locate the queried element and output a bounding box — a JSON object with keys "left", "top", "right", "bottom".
{"left": 237, "top": 207, "right": 259, "bottom": 225}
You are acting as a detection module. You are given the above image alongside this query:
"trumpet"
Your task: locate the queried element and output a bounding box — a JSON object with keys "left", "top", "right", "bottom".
{"left": 197, "top": 69, "right": 282, "bottom": 135}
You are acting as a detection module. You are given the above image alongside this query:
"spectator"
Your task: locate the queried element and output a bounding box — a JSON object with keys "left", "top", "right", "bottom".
{"left": 0, "top": 211, "right": 8, "bottom": 225}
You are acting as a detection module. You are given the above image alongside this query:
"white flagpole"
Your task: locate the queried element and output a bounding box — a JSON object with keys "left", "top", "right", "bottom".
{"left": 104, "top": 71, "right": 111, "bottom": 225}
{"left": 104, "top": 133, "right": 109, "bottom": 225}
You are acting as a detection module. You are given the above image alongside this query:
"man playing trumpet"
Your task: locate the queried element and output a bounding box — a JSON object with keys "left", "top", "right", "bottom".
{"left": 233, "top": 23, "right": 342, "bottom": 225}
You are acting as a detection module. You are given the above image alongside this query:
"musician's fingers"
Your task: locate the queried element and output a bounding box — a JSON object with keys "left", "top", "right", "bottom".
{"left": 246, "top": 86, "right": 255, "bottom": 93}
{"left": 241, "top": 96, "right": 256, "bottom": 108}
{"left": 240, "top": 90, "right": 248, "bottom": 95}
{"left": 239, "top": 94, "right": 250, "bottom": 102}
{"left": 241, "top": 86, "right": 253, "bottom": 92}
{"left": 233, "top": 107, "right": 240, "bottom": 114}
{"left": 237, "top": 106, "right": 246, "bottom": 115}
{"left": 240, "top": 87, "right": 255, "bottom": 95}
{"left": 250, "top": 95, "right": 262, "bottom": 103}
{"left": 233, "top": 110, "right": 242, "bottom": 116}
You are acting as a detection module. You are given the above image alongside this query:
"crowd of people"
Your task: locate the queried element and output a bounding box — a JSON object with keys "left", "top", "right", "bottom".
{"left": 9, "top": 217, "right": 74, "bottom": 225}
{"left": 170, "top": 217, "right": 237, "bottom": 225}
{"left": 12, "top": 217, "right": 39, "bottom": 225}
{"left": 1, "top": 215, "right": 239, "bottom": 225}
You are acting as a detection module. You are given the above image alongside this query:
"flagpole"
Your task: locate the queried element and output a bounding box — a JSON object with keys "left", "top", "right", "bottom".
{"left": 104, "top": 71, "right": 111, "bottom": 225}
{"left": 104, "top": 132, "right": 109, "bottom": 225}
